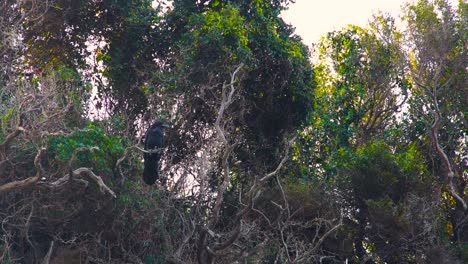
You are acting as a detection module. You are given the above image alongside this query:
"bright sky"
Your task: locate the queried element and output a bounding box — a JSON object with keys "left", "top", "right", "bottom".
{"left": 281, "top": 0, "right": 459, "bottom": 46}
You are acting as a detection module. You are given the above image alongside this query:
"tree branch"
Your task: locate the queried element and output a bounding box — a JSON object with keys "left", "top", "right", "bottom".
{"left": 48, "top": 167, "right": 116, "bottom": 198}
{"left": 0, "top": 147, "right": 46, "bottom": 195}
{"left": 430, "top": 110, "right": 467, "bottom": 210}
{"left": 41, "top": 240, "right": 54, "bottom": 264}
{"left": 0, "top": 126, "right": 25, "bottom": 150}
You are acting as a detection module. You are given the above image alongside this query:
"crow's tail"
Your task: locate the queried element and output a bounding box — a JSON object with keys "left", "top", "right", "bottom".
{"left": 143, "top": 156, "right": 159, "bottom": 185}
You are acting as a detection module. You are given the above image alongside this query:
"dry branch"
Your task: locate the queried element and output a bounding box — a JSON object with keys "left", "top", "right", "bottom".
{"left": 430, "top": 110, "right": 467, "bottom": 210}
{"left": 0, "top": 147, "right": 45, "bottom": 195}
{"left": 0, "top": 127, "right": 25, "bottom": 150}
{"left": 49, "top": 167, "right": 116, "bottom": 198}
{"left": 210, "top": 63, "right": 244, "bottom": 227}
{"left": 41, "top": 241, "right": 54, "bottom": 264}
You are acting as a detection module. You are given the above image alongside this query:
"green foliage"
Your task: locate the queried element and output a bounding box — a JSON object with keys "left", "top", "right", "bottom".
{"left": 313, "top": 23, "right": 408, "bottom": 142}
{"left": 201, "top": 6, "right": 249, "bottom": 49}
{"left": 0, "top": 108, "right": 14, "bottom": 133}
{"left": 396, "top": 143, "right": 427, "bottom": 177}
{"left": 144, "top": 254, "right": 165, "bottom": 264}
{"left": 349, "top": 142, "right": 401, "bottom": 200}
{"left": 47, "top": 123, "right": 124, "bottom": 173}
{"left": 403, "top": 0, "right": 467, "bottom": 173}
{"left": 175, "top": 4, "right": 252, "bottom": 86}
{"left": 295, "top": 21, "right": 409, "bottom": 186}
{"left": 156, "top": 0, "right": 315, "bottom": 173}
{"left": 332, "top": 141, "right": 441, "bottom": 262}
{"left": 2, "top": 0, "right": 466, "bottom": 263}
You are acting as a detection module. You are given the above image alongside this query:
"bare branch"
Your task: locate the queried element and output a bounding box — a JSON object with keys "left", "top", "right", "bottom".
{"left": 260, "top": 136, "right": 297, "bottom": 183}
{"left": 48, "top": 167, "right": 116, "bottom": 198}
{"left": 210, "top": 63, "right": 244, "bottom": 227}
{"left": 0, "top": 127, "right": 25, "bottom": 150}
{"left": 212, "top": 223, "right": 242, "bottom": 251}
{"left": 115, "top": 145, "right": 139, "bottom": 185}
{"left": 0, "top": 147, "right": 46, "bottom": 195}
{"left": 134, "top": 145, "right": 163, "bottom": 154}
{"left": 41, "top": 241, "right": 54, "bottom": 264}
{"left": 115, "top": 146, "right": 133, "bottom": 171}
{"left": 430, "top": 110, "right": 467, "bottom": 210}
{"left": 214, "top": 63, "right": 244, "bottom": 144}
{"left": 309, "top": 213, "right": 343, "bottom": 254}
{"left": 25, "top": 204, "right": 38, "bottom": 262}
{"left": 69, "top": 147, "right": 99, "bottom": 169}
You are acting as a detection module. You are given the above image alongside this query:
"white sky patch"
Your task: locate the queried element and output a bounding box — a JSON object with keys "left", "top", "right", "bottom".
{"left": 84, "top": 35, "right": 109, "bottom": 120}
{"left": 281, "top": 0, "right": 459, "bottom": 47}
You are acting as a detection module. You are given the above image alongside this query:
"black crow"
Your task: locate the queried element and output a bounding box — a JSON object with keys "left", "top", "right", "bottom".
{"left": 143, "top": 121, "right": 170, "bottom": 185}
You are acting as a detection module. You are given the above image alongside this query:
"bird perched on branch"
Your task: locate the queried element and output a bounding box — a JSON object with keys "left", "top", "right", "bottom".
{"left": 143, "top": 121, "right": 170, "bottom": 185}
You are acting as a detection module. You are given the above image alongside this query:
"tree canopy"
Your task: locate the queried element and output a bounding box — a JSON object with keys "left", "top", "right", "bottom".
{"left": 0, "top": 0, "right": 466, "bottom": 263}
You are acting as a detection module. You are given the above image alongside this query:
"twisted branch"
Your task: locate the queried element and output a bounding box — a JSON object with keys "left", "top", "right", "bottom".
{"left": 431, "top": 110, "right": 467, "bottom": 210}
{"left": 0, "top": 147, "right": 46, "bottom": 195}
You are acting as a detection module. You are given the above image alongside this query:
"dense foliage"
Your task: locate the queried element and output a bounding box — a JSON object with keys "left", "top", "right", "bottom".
{"left": 0, "top": 0, "right": 466, "bottom": 263}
